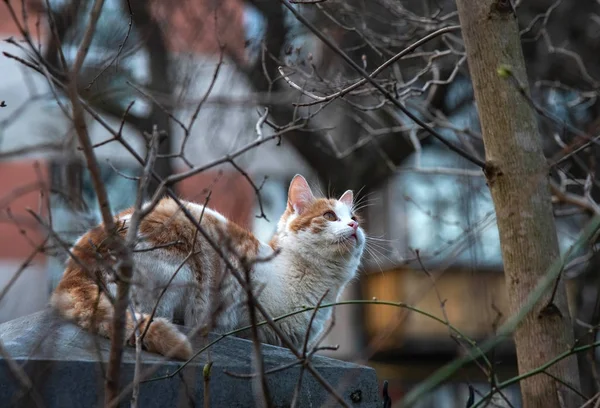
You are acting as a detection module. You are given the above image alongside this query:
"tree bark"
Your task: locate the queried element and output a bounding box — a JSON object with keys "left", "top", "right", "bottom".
{"left": 455, "top": 1, "right": 582, "bottom": 407}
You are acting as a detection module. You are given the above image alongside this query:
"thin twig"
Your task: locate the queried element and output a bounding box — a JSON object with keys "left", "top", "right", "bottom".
{"left": 146, "top": 299, "right": 483, "bottom": 383}
{"left": 243, "top": 250, "right": 273, "bottom": 408}
{"left": 106, "top": 126, "right": 161, "bottom": 408}
{"left": 85, "top": 0, "right": 133, "bottom": 89}
{"left": 280, "top": 3, "right": 485, "bottom": 167}
{"left": 130, "top": 310, "right": 142, "bottom": 408}
{"left": 292, "top": 25, "right": 462, "bottom": 107}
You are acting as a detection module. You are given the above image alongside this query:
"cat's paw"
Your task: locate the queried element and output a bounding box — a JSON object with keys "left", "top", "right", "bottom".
{"left": 142, "top": 317, "right": 193, "bottom": 361}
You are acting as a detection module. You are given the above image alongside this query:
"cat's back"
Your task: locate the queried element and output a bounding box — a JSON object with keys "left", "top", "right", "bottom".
{"left": 66, "top": 197, "right": 261, "bottom": 266}
{"left": 134, "top": 197, "right": 262, "bottom": 261}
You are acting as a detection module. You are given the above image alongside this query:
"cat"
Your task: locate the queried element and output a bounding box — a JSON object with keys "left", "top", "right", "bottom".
{"left": 50, "top": 174, "right": 366, "bottom": 360}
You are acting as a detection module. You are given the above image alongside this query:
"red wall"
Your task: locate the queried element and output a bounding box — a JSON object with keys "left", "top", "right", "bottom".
{"left": 0, "top": 160, "right": 48, "bottom": 261}
{"left": 176, "top": 168, "right": 254, "bottom": 229}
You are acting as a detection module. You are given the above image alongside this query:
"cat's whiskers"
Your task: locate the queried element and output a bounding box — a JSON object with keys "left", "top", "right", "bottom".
{"left": 365, "top": 235, "right": 399, "bottom": 244}
{"left": 365, "top": 242, "right": 394, "bottom": 263}
{"left": 363, "top": 246, "right": 386, "bottom": 274}
{"left": 365, "top": 244, "right": 389, "bottom": 257}
{"left": 364, "top": 237, "right": 390, "bottom": 250}
{"left": 351, "top": 199, "right": 378, "bottom": 213}
{"left": 351, "top": 190, "right": 377, "bottom": 212}
{"left": 351, "top": 185, "right": 370, "bottom": 204}
{"left": 312, "top": 182, "right": 327, "bottom": 201}
{"left": 362, "top": 234, "right": 396, "bottom": 273}
{"left": 363, "top": 246, "right": 390, "bottom": 275}
{"left": 330, "top": 232, "right": 358, "bottom": 258}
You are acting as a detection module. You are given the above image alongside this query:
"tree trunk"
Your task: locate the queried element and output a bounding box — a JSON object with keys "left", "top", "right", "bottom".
{"left": 455, "top": 1, "right": 582, "bottom": 407}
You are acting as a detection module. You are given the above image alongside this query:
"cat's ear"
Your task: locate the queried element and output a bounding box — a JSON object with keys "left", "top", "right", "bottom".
{"left": 339, "top": 190, "right": 353, "bottom": 207}
{"left": 287, "top": 174, "right": 315, "bottom": 214}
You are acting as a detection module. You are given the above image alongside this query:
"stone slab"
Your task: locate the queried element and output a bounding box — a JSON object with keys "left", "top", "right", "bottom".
{"left": 0, "top": 309, "right": 380, "bottom": 407}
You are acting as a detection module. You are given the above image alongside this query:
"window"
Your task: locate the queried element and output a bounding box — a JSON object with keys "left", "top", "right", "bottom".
{"left": 367, "top": 145, "right": 581, "bottom": 272}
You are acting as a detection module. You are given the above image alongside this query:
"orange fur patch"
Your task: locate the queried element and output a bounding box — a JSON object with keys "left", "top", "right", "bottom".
{"left": 284, "top": 198, "right": 361, "bottom": 234}
{"left": 51, "top": 196, "right": 264, "bottom": 361}
{"left": 287, "top": 199, "right": 337, "bottom": 232}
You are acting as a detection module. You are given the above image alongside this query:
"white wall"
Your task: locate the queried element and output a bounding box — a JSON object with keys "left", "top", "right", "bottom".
{"left": 0, "top": 42, "right": 311, "bottom": 175}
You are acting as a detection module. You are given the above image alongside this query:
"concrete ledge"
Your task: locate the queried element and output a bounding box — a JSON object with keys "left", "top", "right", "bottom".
{"left": 0, "top": 309, "right": 380, "bottom": 407}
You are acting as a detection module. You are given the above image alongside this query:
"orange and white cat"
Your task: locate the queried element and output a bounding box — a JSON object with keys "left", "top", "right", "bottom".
{"left": 50, "top": 175, "right": 365, "bottom": 360}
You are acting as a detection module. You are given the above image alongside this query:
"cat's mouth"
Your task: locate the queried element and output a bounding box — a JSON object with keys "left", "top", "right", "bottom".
{"left": 339, "top": 233, "right": 358, "bottom": 245}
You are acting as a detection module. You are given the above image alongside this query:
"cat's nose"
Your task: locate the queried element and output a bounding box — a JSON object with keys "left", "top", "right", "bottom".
{"left": 348, "top": 221, "right": 358, "bottom": 231}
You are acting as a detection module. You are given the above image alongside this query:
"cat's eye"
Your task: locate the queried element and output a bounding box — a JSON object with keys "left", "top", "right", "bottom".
{"left": 323, "top": 211, "right": 338, "bottom": 221}
{"left": 351, "top": 216, "right": 358, "bottom": 222}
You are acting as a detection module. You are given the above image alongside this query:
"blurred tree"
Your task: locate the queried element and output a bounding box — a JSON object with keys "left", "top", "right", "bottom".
{"left": 42, "top": 0, "right": 173, "bottom": 199}
{"left": 242, "top": 1, "right": 417, "bottom": 194}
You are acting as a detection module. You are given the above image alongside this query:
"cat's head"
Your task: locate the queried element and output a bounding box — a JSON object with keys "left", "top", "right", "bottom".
{"left": 274, "top": 175, "right": 365, "bottom": 263}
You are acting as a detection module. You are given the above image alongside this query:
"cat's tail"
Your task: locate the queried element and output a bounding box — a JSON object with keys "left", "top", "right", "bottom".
{"left": 50, "top": 261, "right": 193, "bottom": 361}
